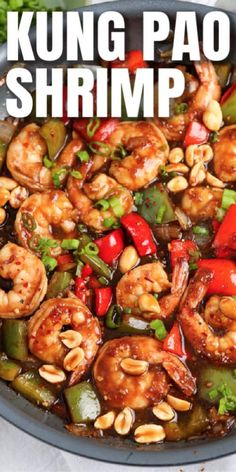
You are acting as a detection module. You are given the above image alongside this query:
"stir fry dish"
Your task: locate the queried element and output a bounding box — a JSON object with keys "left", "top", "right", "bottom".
{"left": 1, "top": 52, "right": 236, "bottom": 445}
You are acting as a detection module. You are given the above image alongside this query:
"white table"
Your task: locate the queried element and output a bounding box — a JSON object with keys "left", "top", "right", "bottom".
{"left": 1, "top": 0, "right": 236, "bottom": 471}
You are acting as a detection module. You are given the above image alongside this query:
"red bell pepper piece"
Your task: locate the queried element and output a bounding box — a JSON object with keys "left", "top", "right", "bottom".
{"left": 94, "top": 229, "right": 125, "bottom": 265}
{"left": 169, "top": 239, "right": 197, "bottom": 267}
{"left": 95, "top": 287, "right": 113, "bottom": 317}
{"left": 183, "top": 121, "right": 209, "bottom": 147}
{"left": 81, "top": 264, "right": 93, "bottom": 278}
{"left": 110, "top": 50, "right": 148, "bottom": 74}
{"left": 88, "top": 276, "right": 102, "bottom": 289}
{"left": 57, "top": 254, "right": 75, "bottom": 271}
{"left": 212, "top": 218, "right": 221, "bottom": 234}
{"left": 221, "top": 83, "right": 236, "bottom": 106}
{"left": 163, "top": 322, "right": 186, "bottom": 358}
{"left": 73, "top": 117, "right": 119, "bottom": 143}
{"left": 213, "top": 204, "right": 236, "bottom": 258}
{"left": 121, "top": 213, "right": 156, "bottom": 257}
{"left": 198, "top": 259, "right": 236, "bottom": 295}
{"left": 74, "top": 277, "right": 87, "bottom": 303}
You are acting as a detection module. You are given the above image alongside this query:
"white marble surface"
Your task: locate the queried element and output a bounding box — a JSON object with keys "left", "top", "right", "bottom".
{"left": 1, "top": 0, "right": 236, "bottom": 471}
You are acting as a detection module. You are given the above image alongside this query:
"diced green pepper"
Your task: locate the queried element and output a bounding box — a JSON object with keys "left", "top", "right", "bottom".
{"left": 164, "top": 405, "right": 208, "bottom": 441}
{"left": 11, "top": 370, "right": 56, "bottom": 408}
{"left": 46, "top": 271, "right": 73, "bottom": 299}
{"left": 0, "top": 352, "right": 21, "bottom": 381}
{"left": 64, "top": 381, "right": 101, "bottom": 423}
{"left": 2, "top": 320, "right": 28, "bottom": 361}
{"left": 39, "top": 119, "right": 66, "bottom": 159}
{"left": 137, "top": 183, "right": 176, "bottom": 224}
{"left": 214, "top": 63, "right": 231, "bottom": 88}
{"left": 198, "top": 365, "right": 236, "bottom": 403}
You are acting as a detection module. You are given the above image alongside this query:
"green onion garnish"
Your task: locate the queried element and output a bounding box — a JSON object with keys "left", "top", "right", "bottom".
{"left": 156, "top": 204, "right": 166, "bottom": 224}
{"left": 76, "top": 150, "right": 90, "bottom": 162}
{"left": 124, "top": 307, "right": 132, "bottom": 314}
{"left": 88, "top": 141, "right": 111, "bottom": 157}
{"left": 61, "top": 239, "right": 80, "bottom": 250}
{"left": 95, "top": 199, "right": 110, "bottom": 211}
{"left": 221, "top": 188, "right": 236, "bottom": 210}
{"left": 86, "top": 118, "right": 100, "bottom": 138}
{"left": 76, "top": 260, "right": 84, "bottom": 276}
{"left": 52, "top": 167, "right": 68, "bottom": 188}
{"left": 175, "top": 102, "right": 188, "bottom": 115}
{"left": 104, "top": 217, "right": 115, "bottom": 228}
{"left": 70, "top": 170, "right": 82, "bottom": 179}
{"left": 98, "top": 276, "right": 109, "bottom": 286}
{"left": 106, "top": 304, "right": 122, "bottom": 329}
{"left": 192, "top": 226, "right": 209, "bottom": 236}
{"left": 209, "top": 131, "right": 219, "bottom": 143}
{"left": 42, "top": 255, "right": 57, "bottom": 272}
{"left": 84, "top": 242, "right": 99, "bottom": 256}
{"left": 21, "top": 213, "right": 36, "bottom": 231}
{"left": 109, "top": 196, "right": 124, "bottom": 218}
{"left": 111, "top": 144, "right": 127, "bottom": 160}
{"left": 150, "top": 319, "right": 167, "bottom": 340}
{"left": 43, "top": 155, "right": 54, "bottom": 169}
{"left": 78, "top": 223, "right": 87, "bottom": 233}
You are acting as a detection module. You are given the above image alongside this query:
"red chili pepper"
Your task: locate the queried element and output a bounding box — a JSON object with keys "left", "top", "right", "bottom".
{"left": 213, "top": 204, "right": 236, "bottom": 258}
{"left": 169, "top": 239, "right": 197, "bottom": 267}
{"left": 94, "top": 229, "right": 125, "bottom": 265}
{"left": 74, "top": 277, "right": 87, "bottom": 303}
{"left": 221, "top": 83, "right": 236, "bottom": 105}
{"left": 163, "top": 322, "right": 185, "bottom": 357}
{"left": 183, "top": 121, "right": 209, "bottom": 147}
{"left": 212, "top": 218, "right": 221, "bottom": 234}
{"left": 198, "top": 259, "right": 236, "bottom": 295}
{"left": 81, "top": 264, "right": 93, "bottom": 278}
{"left": 88, "top": 276, "right": 102, "bottom": 289}
{"left": 121, "top": 213, "right": 156, "bottom": 257}
{"left": 110, "top": 50, "right": 148, "bottom": 74}
{"left": 95, "top": 287, "right": 113, "bottom": 317}
{"left": 73, "top": 117, "right": 119, "bottom": 143}
{"left": 57, "top": 254, "right": 75, "bottom": 271}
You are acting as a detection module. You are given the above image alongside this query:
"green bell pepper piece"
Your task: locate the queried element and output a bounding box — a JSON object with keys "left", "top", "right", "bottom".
{"left": 39, "top": 119, "right": 66, "bottom": 159}
{"left": 198, "top": 365, "right": 236, "bottom": 403}
{"left": 2, "top": 320, "right": 28, "bottom": 361}
{"left": 11, "top": 370, "right": 56, "bottom": 408}
{"left": 164, "top": 404, "right": 208, "bottom": 441}
{"left": 0, "top": 352, "right": 21, "bottom": 381}
{"left": 64, "top": 381, "right": 101, "bottom": 423}
{"left": 46, "top": 271, "right": 73, "bottom": 299}
{"left": 137, "top": 183, "right": 176, "bottom": 224}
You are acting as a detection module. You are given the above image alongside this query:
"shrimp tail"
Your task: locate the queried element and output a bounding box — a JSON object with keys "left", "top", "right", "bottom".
{"left": 162, "top": 355, "right": 196, "bottom": 397}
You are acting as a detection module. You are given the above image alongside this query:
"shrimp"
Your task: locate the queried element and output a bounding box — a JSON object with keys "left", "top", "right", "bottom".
{"left": 28, "top": 297, "right": 102, "bottom": 385}
{"left": 116, "top": 260, "right": 189, "bottom": 319}
{"left": 181, "top": 186, "right": 223, "bottom": 222}
{"left": 93, "top": 336, "right": 196, "bottom": 409}
{"left": 67, "top": 171, "right": 133, "bottom": 232}
{"left": 0, "top": 242, "right": 47, "bottom": 318}
{"left": 15, "top": 190, "right": 78, "bottom": 255}
{"left": 179, "top": 269, "right": 236, "bottom": 364}
{"left": 155, "top": 61, "right": 221, "bottom": 141}
{"left": 213, "top": 126, "right": 236, "bottom": 182}
{"left": 108, "top": 121, "right": 169, "bottom": 190}
{"left": 6, "top": 123, "right": 83, "bottom": 192}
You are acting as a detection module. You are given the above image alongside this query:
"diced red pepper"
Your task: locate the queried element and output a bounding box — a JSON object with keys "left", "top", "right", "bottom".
{"left": 163, "top": 322, "right": 186, "bottom": 358}
{"left": 95, "top": 287, "right": 113, "bottom": 317}
{"left": 94, "top": 229, "right": 125, "bottom": 265}
{"left": 81, "top": 264, "right": 93, "bottom": 278}
{"left": 221, "top": 83, "right": 236, "bottom": 106}
{"left": 183, "top": 121, "right": 209, "bottom": 147}
{"left": 110, "top": 50, "right": 148, "bottom": 74}
{"left": 73, "top": 117, "right": 119, "bottom": 143}
{"left": 57, "top": 254, "right": 75, "bottom": 271}
{"left": 213, "top": 204, "right": 236, "bottom": 258}
{"left": 74, "top": 277, "right": 87, "bottom": 303}
{"left": 198, "top": 259, "right": 236, "bottom": 295}
{"left": 169, "top": 239, "right": 197, "bottom": 268}
{"left": 121, "top": 213, "right": 156, "bottom": 257}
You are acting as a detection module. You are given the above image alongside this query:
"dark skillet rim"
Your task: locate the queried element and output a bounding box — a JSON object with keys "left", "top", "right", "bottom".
{"left": 1, "top": 0, "right": 236, "bottom": 466}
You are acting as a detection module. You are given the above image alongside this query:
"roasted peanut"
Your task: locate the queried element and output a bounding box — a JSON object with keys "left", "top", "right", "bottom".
{"left": 119, "top": 245, "right": 139, "bottom": 274}
{"left": 9, "top": 186, "right": 29, "bottom": 209}
{"left": 189, "top": 162, "right": 206, "bottom": 187}
{"left": 203, "top": 100, "right": 222, "bottom": 131}
{"left": 0, "top": 188, "right": 10, "bottom": 207}
{"left": 152, "top": 402, "right": 175, "bottom": 421}
{"left": 114, "top": 407, "right": 135, "bottom": 435}
{"left": 63, "top": 347, "right": 85, "bottom": 371}
{"left": 94, "top": 411, "right": 116, "bottom": 430}
{"left": 39, "top": 364, "right": 66, "bottom": 383}
{"left": 167, "top": 394, "right": 191, "bottom": 412}
{"left": 134, "top": 424, "right": 166, "bottom": 444}
{"left": 165, "top": 163, "right": 189, "bottom": 174}
{"left": 168, "top": 147, "right": 184, "bottom": 164}
{"left": 59, "top": 330, "right": 82, "bottom": 349}
{"left": 206, "top": 172, "right": 225, "bottom": 188}
{"left": 120, "top": 357, "right": 149, "bottom": 376}
{"left": 167, "top": 176, "right": 188, "bottom": 193}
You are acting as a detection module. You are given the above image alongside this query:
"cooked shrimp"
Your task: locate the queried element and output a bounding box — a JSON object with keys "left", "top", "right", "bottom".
{"left": 156, "top": 61, "right": 221, "bottom": 141}
{"left": 7, "top": 123, "right": 83, "bottom": 192}
{"left": 213, "top": 126, "right": 236, "bottom": 182}
{"left": 0, "top": 242, "right": 47, "bottom": 318}
{"left": 181, "top": 186, "right": 223, "bottom": 222}
{"left": 108, "top": 121, "right": 169, "bottom": 190}
{"left": 179, "top": 269, "right": 236, "bottom": 363}
{"left": 68, "top": 171, "right": 133, "bottom": 232}
{"left": 28, "top": 297, "right": 102, "bottom": 385}
{"left": 15, "top": 190, "right": 78, "bottom": 255}
{"left": 116, "top": 260, "right": 188, "bottom": 319}
{"left": 93, "top": 336, "right": 196, "bottom": 409}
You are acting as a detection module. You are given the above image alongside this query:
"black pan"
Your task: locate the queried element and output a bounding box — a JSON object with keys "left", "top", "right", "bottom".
{"left": 0, "top": 0, "right": 236, "bottom": 466}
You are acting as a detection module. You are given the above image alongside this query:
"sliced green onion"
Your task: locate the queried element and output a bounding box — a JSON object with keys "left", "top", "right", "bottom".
{"left": 103, "top": 217, "right": 115, "bottom": 228}
{"left": 88, "top": 141, "right": 111, "bottom": 157}
{"left": 209, "top": 131, "right": 219, "bottom": 143}
{"left": 86, "top": 118, "right": 100, "bottom": 138}
{"left": 29, "top": 234, "right": 40, "bottom": 252}
{"left": 221, "top": 189, "right": 236, "bottom": 210}
{"left": 42, "top": 255, "right": 57, "bottom": 272}
{"left": 134, "top": 192, "right": 143, "bottom": 206}
{"left": 124, "top": 307, "right": 132, "bottom": 314}
{"left": 150, "top": 319, "right": 167, "bottom": 341}
{"left": 106, "top": 304, "right": 122, "bottom": 329}
{"left": 76, "top": 261, "right": 84, "bottom": 276}
{"left": 21, "top": 213, "right": 36, "bottom": 232}
{"left": 95, "top": 199, "right": 110, "bottom": 211}
{"left": 77, "top": 223, "right": 87, "bottom": 233}
{"left": 109, "top": 196, "right": 124, "bottom": 218}
{"left": 174, "top": 102, "right": 188, "bottom": 115}
{"left": 61, "top": 239, "right": 80, "bottom": 250}
{"left": 216, "top": 207, "right": 226, "bottom": 222}
{"left": 76, "top": 150, "right": 90, "bottom": 162}
{"left": 43, "top": 155, "right": 54, "bottom": 169}
{"left": 192, "top": 226, "right": 209, "bottom": 236}
{"left": 209, "top": 388, "right": 218, "bottom": 400}
{"left": 160, "top": 165, "right": 168, "bottom": 179}
{"left": 98, "top": 276, "right": 109, "bottom": 286}
{"left": 84, "top": 242, "right": 99, "bottom": 256}
{"left": 52, "top": 168, "right": 68, "bottom": 188}
{"left": 156, "top": 204, "right": 166, "bottom": 224}
{"left": 189, "top": 262, "right": 198, "bottom": 271}
{"left": 111, "top": 144, "right": 127, "bottom": 160}
{"left": 70, "top": 170, "right": 82, "bottom": 180}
